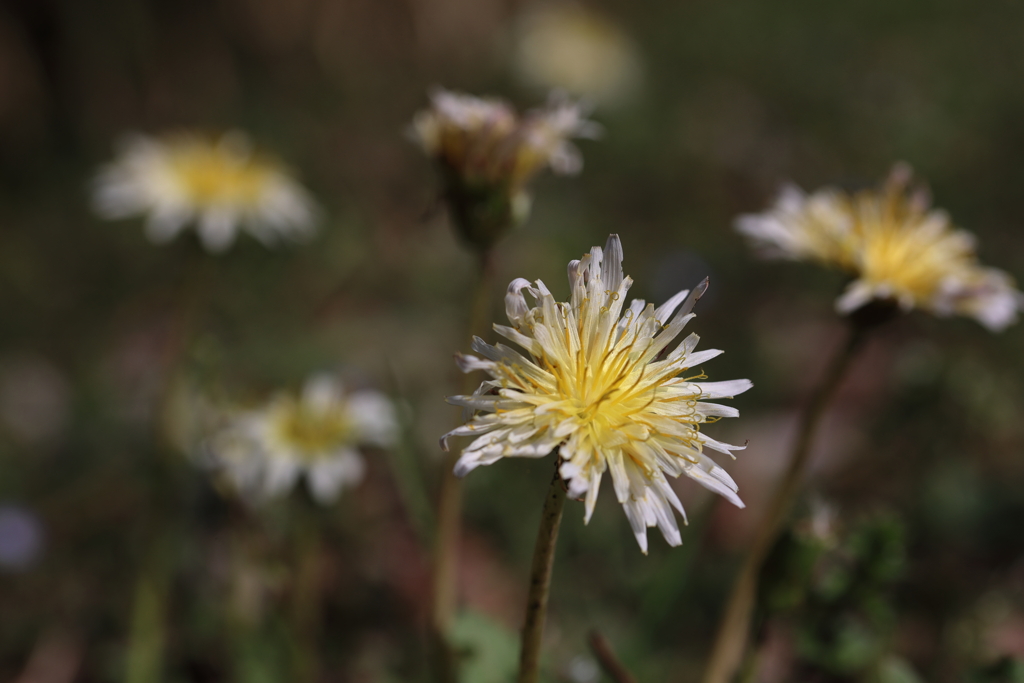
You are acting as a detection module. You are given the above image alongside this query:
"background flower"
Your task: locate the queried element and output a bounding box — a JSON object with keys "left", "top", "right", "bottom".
{"left": 93, "top": 131, "right": 318, "bottom": 252}
{"left": 511, "top": 4, "right": 643, "bottom": 107}
{"left": 204, "top": 375, "right": 397, "bottom": 504}
{"left": 411, "top": 88, "right": 600, "bottom": 250}
{"left": 737, "top": 166, "right": 1023, "bottom": 330}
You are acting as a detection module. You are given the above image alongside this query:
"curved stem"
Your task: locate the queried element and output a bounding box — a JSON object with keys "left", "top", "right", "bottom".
{"left": 702, "top": 322, "right": 869, "bottom": 683}
{"left": 517, "top": 466, "right": 567, "bottom": 683}
{"left": 588, "top": 631, "right": 637, "bottom": 683}
{"left": 430, "top": 249, "right": 495, "bottom": 681}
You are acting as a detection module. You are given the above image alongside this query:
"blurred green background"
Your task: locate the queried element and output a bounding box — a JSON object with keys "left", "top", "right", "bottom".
{"left": 2, "top": 0, "right": 1024, "bottom": 681}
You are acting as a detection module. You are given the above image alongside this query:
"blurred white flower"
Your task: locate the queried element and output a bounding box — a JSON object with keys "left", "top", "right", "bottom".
{"left": 566, "top": 655, "right": 600, "bottom": 683}
{"left": 512, "top": 4, "right": 643, "bottom": 106}
{"left": 442, "top": 235, "right": 751, "bottom": 553}
{"left": 736, "top": 184, "right": 856, "bottom": 267}
{"left": 93, "top": 131, "right": 318, "bottom": 253}
{"left": 412, "top": 88, "right": 600, "bottom": 188}
{"left": 205, "top": 375, "right": 397, "bottom": 505}
{"left": 411, "top": 88, "right": 599, "bottom": 249}
{"left": 736, "top": 165, "right": 1024, "bottom": 331}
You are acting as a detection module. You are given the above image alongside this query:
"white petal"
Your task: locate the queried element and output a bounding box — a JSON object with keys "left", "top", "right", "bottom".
{"left": 681, "top": 348, "right": 724, "bottom": 368}
{"left": 143, "top": 206, "right": 190, "bottom": 243}
{"left": 302, "top": 374, "right": 343, "bottom": 412}
{"left": 621, "top": 499, "right": 650, "bottom": 554}
{"left": 696, "top": 402, "right": 740, "bottom": 418}
{"left": 835, "top": 280, "right": 875, "bottom": 314}
{"left": 493, "top": 325, "right": 541, "bottom": 356}
{"left": 439, "top": 420, "right": 504, "bottom": 451}
{"left": 505, "top": 278, "right": 533, "bottom": 327}
{"left": 682, "top": 455, "right": 744, "bottom": 509}
{"left": 699, "top": 433, "right": 747, "bottom": 456}
{"left": 601, "top": 234, "right": 624, "bottom": 292}
{"left": 346, "top": 391, "right": 398, "bottom": 447}
{"left": 653, "top": 288, "right": 690, "bottom": 324}
{"left": 605, "top": 449, "right": 631, "bottom": 504}
{"left": 672, "top": 278, "right": 709, "bottom": 322}
{"left": 308, "top": 450, "right": 364, "bottom": 503}
{"left": 263, "top": 456, "right": 301, "bottom": 499}
{"left": 582, "top": 468, "right": 602, "bottom": 524}
{"left": 695, "top": 379, "right": 753, "bottom": 399}
{"left": 197, "top": 207, "right": 240, "bottom": 252}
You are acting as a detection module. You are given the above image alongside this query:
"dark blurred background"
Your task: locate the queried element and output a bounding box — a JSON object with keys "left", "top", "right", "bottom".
{"left": 2, "top": 0, "right": 1024, "bottom": 681}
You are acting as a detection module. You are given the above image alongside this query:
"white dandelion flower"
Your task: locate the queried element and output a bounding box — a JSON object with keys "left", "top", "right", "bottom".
{"left": 735, "top": 183, "right": 856, "bottom": 267}
{"left": 736, "top": 165, "right": 1024, "bottom": 331}
{"left": 207, "top": 375, "right": 397, "bottom": 505}
{"left": 93, "top": 131, "right": 318, "bottom": 253}
{"left": 410, "top": 88, "right": 599, "bottom": 250}
{"left": 411, "top": 88, "right": 599, "bottom": 190}
{"left": 441, "top": 235, "right": 751, "bottom": 553}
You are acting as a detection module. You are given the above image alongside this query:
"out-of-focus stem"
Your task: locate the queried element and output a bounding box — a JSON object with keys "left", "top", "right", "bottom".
{"left": 289, "top": 498, "right": 323, "bottom": 683}
{"left": 127, "top": 249, "right": 213, "bottom": 683}
{"left": 430, "top": 249, "right": 494, "bottom": 681}
{"left": 125, "top": 572, "right": 166, "bottom": 683}
{"left": 588, "top": 631, "right": 637, "bottom": 683}
{"left": 156, "top": 248, "right": 214, "bottom": 449}
{"left": 516, "top": 465, "right": 566, "bottom": 683}
{"left": 701, "top": 323, "right": 868, "bottom": 683}
{"left": 384, "top": 368, "right": 436, "bottom": 547}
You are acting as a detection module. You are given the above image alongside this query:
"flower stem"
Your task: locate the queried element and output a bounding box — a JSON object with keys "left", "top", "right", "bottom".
{"left": 124, "top": 569, "right": 167, "bottom": 683}
{"left": 289, "top": 496, "right": 322, "bottom": 683}
{"left": 517, "top": 465, "right": 567, "bottom": 683}
{"left": 701, "top": 322, "right": 869, "bottom": 683}
{"left": 430, "top": 249, "right": 495, "bottom": 681}
{"left": 588, "top": 631, "right": 637, "bottom": 683}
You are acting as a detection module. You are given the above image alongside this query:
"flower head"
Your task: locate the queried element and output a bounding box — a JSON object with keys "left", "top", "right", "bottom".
{"left": 442, "top": 235, "right": 751, "bottom": 553}
{"left": 93, "top": 131, "right": 318, "bottom": 252}
{"left": 206, "top": 375, "right": 397, "bottom": 504}
{"left": 737, "top": 165, "right": 1023, "bottom": 330}
{"left": 411, "top": 88, "right": 599, "bottom": 250}
{"left": 512, "top": 4, "right": 643, "bottom": 106}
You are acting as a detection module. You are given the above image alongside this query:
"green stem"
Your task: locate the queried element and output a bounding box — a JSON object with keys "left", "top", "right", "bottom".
{"left": 124, "top": 569, "right": 167, "bottom": 683}
{"left": 517, "top": 466, "right": 567, "bottom": 683}
{"left": 384, "top": 365, "right": 436, "bottom": 547}
{"left": 701, "top": 322, "right": 868, "bottom": 683}
{"left": 430, "top": 249, "right": 495, "bottom": 681}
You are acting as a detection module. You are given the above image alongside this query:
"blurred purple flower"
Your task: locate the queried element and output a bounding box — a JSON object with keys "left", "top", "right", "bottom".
{"left": 0, "top": 504, "right": 45, "bottom": 571}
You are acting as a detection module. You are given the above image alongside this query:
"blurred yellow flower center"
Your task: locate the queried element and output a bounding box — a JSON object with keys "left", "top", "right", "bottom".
{"left": 849, "top": 194, "right": 973, "bottom": 303}
{"left": 274, "top": 402, "right": 352, "bottom": 457}
{"left": 169, "top": 146, "right": 274, "bottom": 206}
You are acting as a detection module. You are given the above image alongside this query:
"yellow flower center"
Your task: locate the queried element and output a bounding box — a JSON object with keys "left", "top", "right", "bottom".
{"left": 506, "top": 297, "right": 703, "bottom": 458}
{"left": 560, "top": 349, "right": 640, "bottom": 421}
{"left": 850, "top": 194, "right": 973, "bottom": 304}
{"left": 273, "top": 401, "right": 352, "bottom": 458}
{"left": 168, "top": 145, "right": 274, "bottom": 206}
